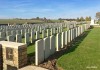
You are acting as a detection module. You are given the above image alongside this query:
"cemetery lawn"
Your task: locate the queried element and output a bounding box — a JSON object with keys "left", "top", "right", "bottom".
{"left": 57, "top": 27, "right": 100, "bottom": 70}
{"left": 22, "top": 38, "right": 35, "bottom": 56}
{"left": 27, "top": 44, "right": 35, "bottom": 56}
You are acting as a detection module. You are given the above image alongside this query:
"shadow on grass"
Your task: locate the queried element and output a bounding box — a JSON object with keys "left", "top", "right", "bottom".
{"left": 44, "top": 28, "right": 93, "bottom": 63}
{"left": 27, "top": 43, "right": 35, "bottom": 65}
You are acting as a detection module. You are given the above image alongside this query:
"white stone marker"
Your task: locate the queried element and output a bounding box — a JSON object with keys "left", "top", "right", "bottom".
{"left": 25, "top": 29, "right": 28, "bottom": 33}
{"left": 50, "top": 28, "right": 53, "bottom": 36}
{"left": 16, "top": 30, "right": 21, "bottom": 35}
{"left": 35, "top": 39, "right": 44, "bottom": 65}
{"left": 68, "top": 30, "right": 71, "bottom": 43}
{"left": 16, "top": 34, "right": 22, "bottom": 43}
{"left": 76, "top": 27, "right": 78, "bottom": 37}
{"left": 6, "top": 31, "right": 11, "bottom": 36}
{"left": 70, "top": 29, "right": 73, "bottom": 41}
{"left": 0, "top": 32, "right": 6, "bottom": 40}
{"left": 11, "top": 30, "right": 16, "bottom": 37}
{"left": 7, "top": 35, "right": 15, "bottom": 42}
{"left": 72, "top": 29, "right": 74, "bottom": 40}
{"left": 65, "top": 31, "right": 68, "bottom": 46}
{"left": 31, "top": 31, "right": 34, "bottom": 43}
{"left": 56, "top": 33, "right": 61, "bottom": 51}
{"left": 56, "top": 28, "right": 59, "bottom": 33}
{"left": 78, "top": 27, "right": 80, "bottom": 36}
{"left": 36, "top": 31, "right": 40, "bottom": 40}
{"left": 25, "top": 33, "right": 30, "bottom": 45}
{"left": 74, "top": 28, "right": 76, "bottom": 38}
{"left": 61, "top": 32, "right": 65, "bottom": 48}
{"left": 44, "top": 37, "right": 50, "bottom": 59}
{"left": 47, "top": 29, "right": 50, "bottom": 37}
{"left": 28, "top": 28, "right": 31, "bottom": 34}
{"left": 50, "top": 35, "right": 56, "bottom": 55}
{"left": 42, "top": 30, "right": 46, "bottom": 38}
{"left": 21, "top": 29, "right": 25, "bottom": 37}
{"left": 53, "top": 28, "right": 56, "bottom": 34}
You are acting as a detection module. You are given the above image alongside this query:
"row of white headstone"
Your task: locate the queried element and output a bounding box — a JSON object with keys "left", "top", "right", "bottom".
{"left": 35, "top": 24, "right": 90, "bottom": 65}
{"left": 0, "top": 26, "right": 69, "bottom": 47}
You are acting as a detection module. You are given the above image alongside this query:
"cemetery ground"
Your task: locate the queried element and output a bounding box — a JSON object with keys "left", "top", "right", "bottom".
{"left": 25, "top": 28, "right": 68, "bottom": 65}
{"left": 56, "top": 27, "right": 100, "bottom": 70}
{"left": 34, "top": 27, "right": 100, "bottom": 70}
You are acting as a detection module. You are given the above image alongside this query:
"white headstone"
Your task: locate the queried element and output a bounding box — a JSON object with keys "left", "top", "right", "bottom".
{"left": 31, "top": 31, "right": 34, "bottom": 43}
{"left": 25, "top": 33, "right": 30, "bottom": 45}
{"left": 7, "top": 35, "right": 15, "bottom": 42}
{"left": 44, "top": 37, "right": 50, "bottom": 59}
{"left": 16, "top": 34, "right": 22, "bottom": 43}
{"left": 50, "top": 35, "right": 56, "bottom": 55}
{"left": 61, "top": 32, "right": 65, "bottom": 48}
{"left": 56, "top": 33, "right": 61, "bottom": 51}
{"left": 35, "top": 39, "right": 44, "bottom": 65}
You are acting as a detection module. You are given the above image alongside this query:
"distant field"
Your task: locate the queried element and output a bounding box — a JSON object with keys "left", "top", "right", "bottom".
{"left": 0, "top": 19, "right": 45, "bottom": 24}
{"left": 0, "top": 19, "right": 61, "bottom": 24}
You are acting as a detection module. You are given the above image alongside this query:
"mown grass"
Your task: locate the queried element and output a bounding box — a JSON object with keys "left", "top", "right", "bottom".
{"left": 57, "top": 27, "right": 100, "bottom": 70}
{"left": 22, "top": 37, "right": 35, "bottom": 56}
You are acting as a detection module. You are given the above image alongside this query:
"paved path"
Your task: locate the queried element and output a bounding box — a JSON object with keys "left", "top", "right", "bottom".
{"left": 19, "top": 65, "right": 48, "bottom": 70}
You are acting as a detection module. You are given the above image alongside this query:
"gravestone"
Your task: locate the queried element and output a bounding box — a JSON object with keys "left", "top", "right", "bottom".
{"left": 65, "top": 31, "right": 68, "bottom": 46}
{"left": 0, "top": 32, "right": 6, "bottom": 40}
{"left": 56, "top": 28, "right": 59, "bottom": 33}
{"left": 16, "top": 30, "right": 21, "bottom": 35}
{"left": 61, "top": 32, "right": 65, "bottom": 48}
{"left": 50, "top": 35, "right": 56, "bottom": 55}
{"left": 21, "top": 29, "right": 25, "bottom": 37}
{"left": 31, "top": 31, "right": 34, "bottom": 43}
{"left": 11, "top": 30, "right": 16, "bottom": 37}
{"left": 25, "top": 33, "right": 30, "bottom": 45}
{"left": 68, "top": 30, "right": 71, "bottom": 43}
{"left": 42, "top": 30, "right": 46, "bottom": 38}
{"left": 50, "top": 28, "right": 53, "bottom": 36}
{"left": 6, "top": 31, "right": 11, "bottom": 37}
{"left": 47, "top": 29, "right": 50, "bottom": 37}
{"left": 56, "top": 33, "right": 61, "bottom": 51}
{"left": 28, "top": 29, "right": 31, "bottom": 35}
{"left": 16, "top": 34, "right": 22, "bottom": 43}
{"left": 35, "top": 39, "right": 44, "bottom": 65}
{"left": 7, "top": 35, "right": 15, "bottom": 42}
{"left": 44, "top": 37, "right": 50, "bottom": 59}
{"left": 78, "top": 27, "right": 80, "bottom": 36}
{"left": 76, "top": 27, "right": 78, "bottom": 37}
{"left": 53, "top": 28, "right": 56, "bottom": 34}
{"left": 36, "top": 31, "right": 40, "bottom": 40}
{"left": 70, "top": 29, "right": 73, "bottom": 41}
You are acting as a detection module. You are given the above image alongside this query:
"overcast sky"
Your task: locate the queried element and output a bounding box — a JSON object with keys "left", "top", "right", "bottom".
{"left": 0, "top": 0, "right": 100, "bottom": 19}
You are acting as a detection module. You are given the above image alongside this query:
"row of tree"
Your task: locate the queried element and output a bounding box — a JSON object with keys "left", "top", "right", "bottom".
{"left": 76, "top": 16, "right": 91, "bottom": 22}
{"left": 58, "top": 16, "right": 91, "bottom": 22}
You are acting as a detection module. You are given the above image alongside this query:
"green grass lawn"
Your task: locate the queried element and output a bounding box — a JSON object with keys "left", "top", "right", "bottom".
{"left": 57, "top": 27, "right": 100, "bottom": 70}
{"left": 22, "top": 37, "right": 35, "bottom": 56}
